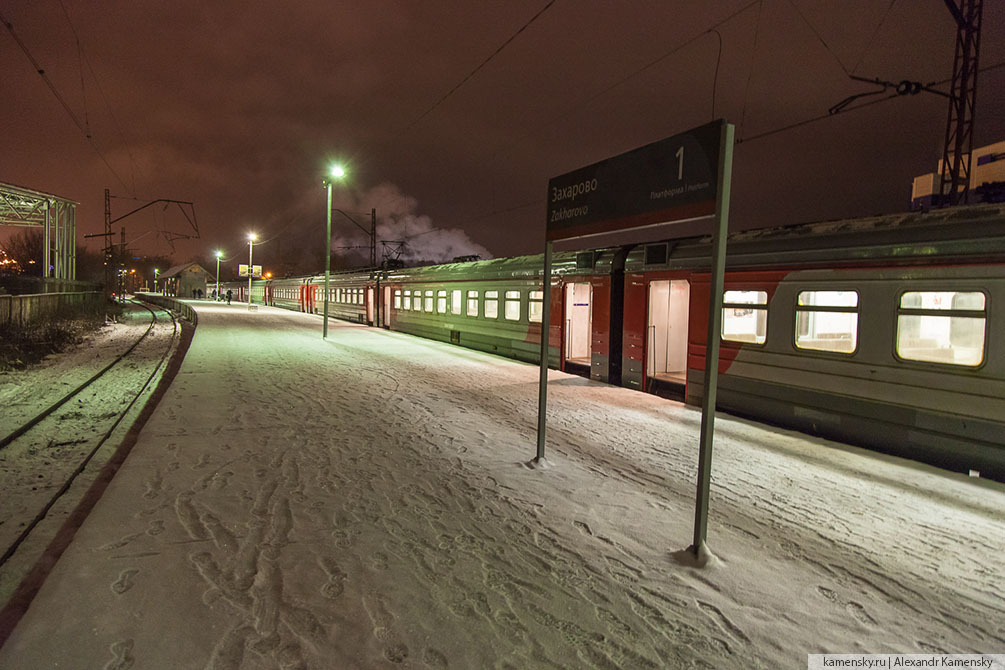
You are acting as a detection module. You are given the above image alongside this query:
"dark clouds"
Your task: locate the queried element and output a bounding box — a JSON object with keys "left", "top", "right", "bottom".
{"left": 1, "top": 1, "right": 1003, "bottom": 273}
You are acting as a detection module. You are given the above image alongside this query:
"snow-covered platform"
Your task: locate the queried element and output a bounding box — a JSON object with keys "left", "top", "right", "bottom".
{"left": 1, "top": 301, "right": 1002, "bottom": 669}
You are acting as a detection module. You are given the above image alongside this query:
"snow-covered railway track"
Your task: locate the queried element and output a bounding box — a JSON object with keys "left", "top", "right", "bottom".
{"left": 0, "top": 300, "right": 180, "bottom": 594}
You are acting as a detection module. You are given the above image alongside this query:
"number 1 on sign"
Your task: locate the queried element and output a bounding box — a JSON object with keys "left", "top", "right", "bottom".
{"left": 676, "top": 146, "right": 684, "bottom": 180}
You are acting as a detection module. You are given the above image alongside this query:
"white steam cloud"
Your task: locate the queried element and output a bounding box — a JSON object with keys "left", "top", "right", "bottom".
{"left": 331, "top": 183, "right": 492, "bottom": 265}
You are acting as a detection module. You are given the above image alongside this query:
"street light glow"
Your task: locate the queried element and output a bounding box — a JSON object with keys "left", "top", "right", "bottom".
{"left": 215, "top": 250, "right": 223, "bottom": 258}
{"left": 330, "top": 164, "right": 346, "bottom": 179}
{"left": 248, "top": 233, "right": 257, "bottom": 241}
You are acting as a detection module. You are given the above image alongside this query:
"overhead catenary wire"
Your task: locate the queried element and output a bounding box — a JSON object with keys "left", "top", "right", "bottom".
{"left": 393, "top": 0, "right": 557, "bottom": 140}
{"left": 0, "top": 8, "right": 131, "bottom": 194}
{"left": 739, "top": 0, "right": 764, "bottom": 137}
{"left": 851, "top": 0, "right": 898, "bottom": 75}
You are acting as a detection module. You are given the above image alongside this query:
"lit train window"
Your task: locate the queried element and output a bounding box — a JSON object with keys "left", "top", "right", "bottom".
{"left": 403, "top": 290, "right": 411, "bottom": 310}
{"left": 467, "top": 290, "right": 479, "bottom": 317}
{"left": 437, "top": 290, "right": 448, "bottom": 313}
{"left": 357, "top": 289, "right": 363, "bottom": 305}
{"left": 485, "top": 290, "right": 499, "bottom": 319}
{"left": 722, "top": 290, "right": 768, "bottom": 344}
{"left": 425, "top": 290, "right": 434, "bottom": 312}
{"left": 504, "top": 291, "right": 521, "bottom": 320}
{"left": 413, "top": 289, "right": 422, "bottom": 311}
{"left": 795, "top": 290, "right": 858, "bottom": 354}
{"left": 394, "top": 290, "right": 401, "bottom": 310}
{"left": 451, "top": 290, "right": 462, "bottom": 315}
{"left": 529, "top": 290, "right": 544, "bottom": 323}
{"left": 896, "top": 291, "right": 986, "bottom": 366}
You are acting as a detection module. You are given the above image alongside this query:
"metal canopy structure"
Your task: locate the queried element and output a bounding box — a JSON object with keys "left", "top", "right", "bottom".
{"left": 0, "top": 181, "right": 77, "bottom": 280}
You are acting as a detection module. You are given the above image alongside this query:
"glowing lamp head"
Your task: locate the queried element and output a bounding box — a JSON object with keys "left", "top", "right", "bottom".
{"left": 215, "top": 250, "right": 223, "bottom": 258}
{"left": 248, "top": 233, "right": 257, "bottom": 242}
{"left": 330, "top": 164, "right": 346, "bottom": 179}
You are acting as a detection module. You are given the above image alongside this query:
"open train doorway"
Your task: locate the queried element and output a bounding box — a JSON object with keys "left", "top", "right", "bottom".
{"left": 564, "top": 282, "right": 592, "bottom": 376}
{"left": 646, "top": 279, "right": 689, "bottom": 400}
{"left": 366, "top": 288, "right": 375, "bottom": 324}
{"left": 383, "top": 286, "right": 391, "bottom": 327}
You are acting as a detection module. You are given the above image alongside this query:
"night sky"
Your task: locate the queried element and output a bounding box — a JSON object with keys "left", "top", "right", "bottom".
{"left": 2, "top": 1, "right": 1003, "bottom": 271}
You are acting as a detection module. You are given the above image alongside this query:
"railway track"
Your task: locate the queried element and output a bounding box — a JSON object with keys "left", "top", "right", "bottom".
{"left": 0, "top": 299, "right": 181, "bottom": 604}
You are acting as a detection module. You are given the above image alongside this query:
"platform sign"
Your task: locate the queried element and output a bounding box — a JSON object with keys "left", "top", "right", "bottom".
{"left": 537, "top": 119, "right": 734, "bottom": 558}
{"left": 546, "top": 120, "right": 722, "bottom": 242}
{"left": 238, "top": 264, "right": 262, "bottom": 278}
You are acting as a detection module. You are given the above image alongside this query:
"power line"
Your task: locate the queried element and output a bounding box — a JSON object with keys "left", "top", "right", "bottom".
{"left": 395, "top": 0, "right": 556, "bottom": 139}
{"left": 492, "top": 0, "right": 760, "bottom": 162}
{"left": 782, "top": 0, "right": 850, "bottom": 75}
{"left": 0, "top": 8, "right": 131, "bottom": 193}
{"left": 737, "top": 60, "right": 1004, "bottom": 146}
{"left": 851, "top": 0, "right": 898, "bottom": 75}
{"left": 739, "top": 0, "right": 764, "bottom": 136}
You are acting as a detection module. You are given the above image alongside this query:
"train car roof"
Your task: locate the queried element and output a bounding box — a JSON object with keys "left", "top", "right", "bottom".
{"left": 626, "top": 204, "right": 1005, "bottom": 272}
{"left": 387, "top": 248, "right": 620, "bottom": 282}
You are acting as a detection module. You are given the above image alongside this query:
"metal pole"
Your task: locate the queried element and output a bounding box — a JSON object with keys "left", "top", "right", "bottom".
{"left": 247, "top": 239, "right": 254, "bottom": 310}
{"left": 535, "top": 240, "right": 554, "bottom": 461}
{"left": 215, "top": 256, "right": 220, "bottom": 300}
{"left": 323, "top": 182, "right": 332, "bottom": 338}
{"left": 692, "top": 121, "right": 735, "bottom": 555}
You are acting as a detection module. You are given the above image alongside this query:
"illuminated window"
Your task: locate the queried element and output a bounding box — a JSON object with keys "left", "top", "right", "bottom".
{"left": 795, "top": 290, "right": 858, "bottom": 354}
{"left": 394, "top": 290, "right": 401, "bottom": 310}
{"left": 467, "top": 290, "right": 479, "bottom": 317}
{"left": 722, "top": 290, "right": 768, "bottom": 344}
{"left": 529, "top": 290, "right": 543, "bottom": 323}
{"left": 403, "top": 290, "right": 411, "bottom": 310}
{"left": 504, "top": 290, "right": 521, "bottom": 320}
{"left": 437, "top": 290, "right": 447, "bottom": 314}
{"left": 413, "top": 289, "right": 421, "bottom": 311}
{"left": 484, "top": 290, "right": 499, "bottom": 319}
{"left": 451, "top": 290, "right": 462, "bottom": 315}
{"left": 897, "top": 291, "right": 986, "bottom": 366}
{"left": 424, "top": 290, "right": 434, "bottom": 312}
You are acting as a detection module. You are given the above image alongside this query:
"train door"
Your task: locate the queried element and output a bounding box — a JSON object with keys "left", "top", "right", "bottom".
{"left": 564, "top": 283, "right": 592, "bottom": 372}
{"left": 646, "top": 279, "right": 689, "bottom": 399}
{"left": 366, "top": 288, "right": 375, "bottom": 325}
{"left": 383, "top": 286, "right": 391, "bottom": 327}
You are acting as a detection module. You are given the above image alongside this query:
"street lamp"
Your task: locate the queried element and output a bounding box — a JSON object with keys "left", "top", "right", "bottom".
{"left": 154, "top": 268, "right": 160, "bottom": 293}
{"left": 322, "top": 163, "right": 347, "bottom": 338}
{"left": 214, "top": 250, "right": 223, "bottom": 301}
{"left": 247, "top": 233, "right": 257, "bottom": 310}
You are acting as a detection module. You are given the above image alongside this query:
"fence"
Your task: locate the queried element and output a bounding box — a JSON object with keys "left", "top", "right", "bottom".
{"left": 0, "top": 291, "right": 105, "bottom": 327}
{"left": 138, "top": 293, "right": 199, "bottom": 325}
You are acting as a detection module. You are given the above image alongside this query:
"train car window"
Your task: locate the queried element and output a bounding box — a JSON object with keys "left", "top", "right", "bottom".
{"left": 467, "top": 290, "right": 479, "bottom": 317}
{"left": 424, "top": 290, "right": 434, "bottom": 312}
{"left": 504, "top": 290, "right": 521, "bottom": 320}
{"left": 413, "top": 289, "right": 422, "bottom": 311}
{"left": 722, "top": 290, "right": 768, "bottom": 344}
{"left": 357, "top": 289, "right": 363, "bottom": 305}
{"left": 394, "top": 290, "right": 401, "bottom": 310}
{"left": 896, "top": 291, "right": 986, "bottom": 366}
{"left": 795, "top": 290, "right": 858, "bottom": 354}
{"left": 485, "top": 290, "right": 499, "bottom": 319}
{"left": 403, "top": 290, "right": 411, "bottom": 310}
{"left": 437, "top": 290, "right": 448, "bottom": 313}
{"left": 451, "top": 290, "right": 462, "bottom": 315}
{"left": 529, "top": 290, "right": 544, "bottom": 323}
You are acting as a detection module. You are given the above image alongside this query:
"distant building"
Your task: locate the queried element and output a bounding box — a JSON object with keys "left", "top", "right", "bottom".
{"left": 912, "top": 140, "right": 1005, "bottom": 209}
{"left": 157, "top": 263, "right": 214, "bottom": 297}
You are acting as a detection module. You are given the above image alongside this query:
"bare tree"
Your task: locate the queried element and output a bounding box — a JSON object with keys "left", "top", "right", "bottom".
{"left": 1, "top": 229, "right": 44, "bottom": 276}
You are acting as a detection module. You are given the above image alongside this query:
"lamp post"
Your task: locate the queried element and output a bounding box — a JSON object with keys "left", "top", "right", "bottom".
{"left": 154, "top": 268, "right": 160, "bottom": 294}
{"left": 247, "top": 233, "right": 257, "bottom": 310}
{"left": 322, "top": 164, "right": 347, "bottom": 338}
{"left": 214, "top": 251, "right": 223, "bottom": 301}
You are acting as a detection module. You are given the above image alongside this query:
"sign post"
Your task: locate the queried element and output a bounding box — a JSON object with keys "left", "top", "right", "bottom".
{"left": 539, "top": 120, "right": 734, "bottom": 556}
